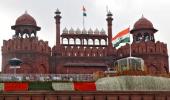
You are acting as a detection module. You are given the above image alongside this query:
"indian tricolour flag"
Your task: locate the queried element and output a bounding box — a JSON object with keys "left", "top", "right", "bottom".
{"left": 112, "top": 27, "right": 130, "bottom": 47}
{"left": 82, "top": 6, "right": 87, "bottom": 16}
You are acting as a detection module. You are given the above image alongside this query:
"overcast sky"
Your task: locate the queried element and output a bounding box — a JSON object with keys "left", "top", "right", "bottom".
{"left": 0, "top": 0, "right": 170, "bottom": 71}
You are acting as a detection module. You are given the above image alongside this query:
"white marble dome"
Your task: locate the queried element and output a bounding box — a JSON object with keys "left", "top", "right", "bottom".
{"left": 69, "top": 28, "right": 75, "bottom": 34}
{"left": 94, "top": 28, "right": 99, "bottom": 35}
{"left": 88, "top": 28, "right": 93, "bottom": 34}
{"left": 75, "top": 28, "right": 81, "bottom": 34}
{"left": 82, "top": 28, "right": 87, "bottom": 34}
{"left": 100, "top": 29, "right": 106, "bottom": 35}
{"left": 63, "top": 27, "right": 68, "bottom": 34}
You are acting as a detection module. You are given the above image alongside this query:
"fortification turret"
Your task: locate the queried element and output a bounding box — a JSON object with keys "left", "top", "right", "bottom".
{"left": 130, "top": 16, "right": 157, "bottom": 43}
{"left": 117, "top": 16, "right": 169, "bottom": 74}
{"left": 2, "top": 11, "right": 50, "bottom": 74}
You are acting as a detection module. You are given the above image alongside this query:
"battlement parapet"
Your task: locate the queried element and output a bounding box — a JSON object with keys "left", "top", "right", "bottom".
{"left": 2, "top": 37, "right": 51, "bottom": 55}
{"left": 117, "top": 41, "right": 168, "bottom": 58}
{"left": 52, "top": 45, "right": 108, "bottom": 57}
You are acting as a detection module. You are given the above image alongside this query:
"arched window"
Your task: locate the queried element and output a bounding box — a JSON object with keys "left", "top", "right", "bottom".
{"left": 69, "top": 38, "right": 74, "bottom": 45}
{"left": 144, "top": 32, "right": 150, "bottom": 41}
{"left": 94, "top": 39, "right": 99, "bottom": 45}
{"left": 75, "top": 38, "right": 81, "bottom": 45}
{"left": 63, "top": 38, "right": 68, "bottom": 44}
{"left": 23, "top": 29, "right": 29, "bottom": 38}
{"left": 136, "top": 33, "right": 142, "bottom": 42}
{"left": 101, "top": 39, "right": 106, "bottom": 45}
{"left": 150, "top": 35, "right": 155, "bottom": 42}
{"left": 88, "top": 39, "right": 93, "bottom": 45}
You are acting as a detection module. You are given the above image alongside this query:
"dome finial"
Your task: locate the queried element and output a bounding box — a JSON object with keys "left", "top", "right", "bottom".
{"left": 55, "top": 8, "right": 61, "bottom": 15}
{"left": 142, "top": 14, "right": 144, "bottom": 18}
{"left": 25, "top": 10, "right": 28, "bottom": 14}
{"left": 107, "top": 10, "right": 113, "bottom": 17}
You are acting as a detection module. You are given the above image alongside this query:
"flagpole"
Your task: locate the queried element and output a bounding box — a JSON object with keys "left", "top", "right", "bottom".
{"left": 129, "top": 26, "right": 131, "bottom": 57}
{"left": 106, "top": 5, "right": 109, "bottom": 14}
{"left": 82, "top": 6, "right": 86, "bottom": 29}
{"left": 83, "top": 14, "right": 85, "bottom": 29}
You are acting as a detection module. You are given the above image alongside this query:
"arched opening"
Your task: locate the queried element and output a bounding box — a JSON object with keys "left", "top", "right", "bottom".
{"left": 88, "top": 39, "right": 93, "bottom": 45}
{"left": 63, "top": 38, "right": 68, "bottom": 44}
{"left": 69, "top": 38, "right": 74, "bottom": 45}
{"left": 15, "top": 30, "right": 21, "bottom": 37}
{"left": 136, "top": 33, "right": 142, "bottom": 42}
{"left": 144, "top": 32, "right": 150, "bottom": 42}
{"left": 101, "top": 39, "right": 106, "bottom": 45}
{"left": 75, "top": 38, "right": 81, "bottom": 45}
{"left": 94, "top": 39, "right": 99, "bottom": 45}
{"left": 150, "top": 34, "right": 155, "bottom": 42}
{"left": 23, "top": 29, "right": 29, "bottom": 38}
{"left": 31, "top": 30, "right": 36, "bottom": 37}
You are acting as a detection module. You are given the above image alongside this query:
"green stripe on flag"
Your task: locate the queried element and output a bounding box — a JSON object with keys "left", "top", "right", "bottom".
{"left": 83, "top": 12, "right": 87, "bottom": 16}
{"left": 121, "top": 37, "right": 130, "bottom": 43}
{"left": 114, "top": 42, "right": 120, "bottom": 47}
{"left": 113, "top": 36, "right": 130, "bottom": 47}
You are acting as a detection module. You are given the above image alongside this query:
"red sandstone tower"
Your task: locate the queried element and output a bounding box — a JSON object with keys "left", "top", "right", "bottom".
{"left": 53, "top": 9, "right": 62, "bottom": 56}
{"left": 117, "top": 16, "right": 169, "bottom": 74}
{"left": 106, "top": 11, "right": 114, "bottom": 56}
{"left": 2, "top": 12, "right": 50, "bottom": 74}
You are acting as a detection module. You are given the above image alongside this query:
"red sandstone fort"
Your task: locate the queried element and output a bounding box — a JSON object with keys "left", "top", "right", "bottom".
{"left": 1, "top": 9, "right": 169, "bottom": 75}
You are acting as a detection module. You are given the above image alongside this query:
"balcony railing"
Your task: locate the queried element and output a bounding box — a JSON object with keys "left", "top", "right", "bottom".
{"left": 0, "top": 74, "right": 95, "bottom": 82}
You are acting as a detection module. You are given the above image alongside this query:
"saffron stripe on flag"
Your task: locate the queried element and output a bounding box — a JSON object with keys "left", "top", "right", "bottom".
{"left": 83, "top": 6, "right": 86, "bottom": 12}
{"left": 82, "top": 6, "right": 87, "bottom": 16}
{"left": 112, "top": 27, "right": 130, "bottom": 41}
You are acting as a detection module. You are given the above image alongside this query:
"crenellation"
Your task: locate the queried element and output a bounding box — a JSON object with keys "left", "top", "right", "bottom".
{"left": 146, "top": 41, "right": 155, "bottom": 54}
{"left": 155, "top": 41, "right": 168, "bottom": 55}
{"left": 117, "top": 39, "right": 169, "bottom": 74}
{"left": 59, "top": 45, "right": 107, "bottom": 57}
{"left": 118, "top": 41, "right": 168, "bottom": 57}
{"left": 131, "top": 43, "right": 139, "bottom": 55}
{"left": 2, "top": 38, "right": 51, "bottom": 54}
